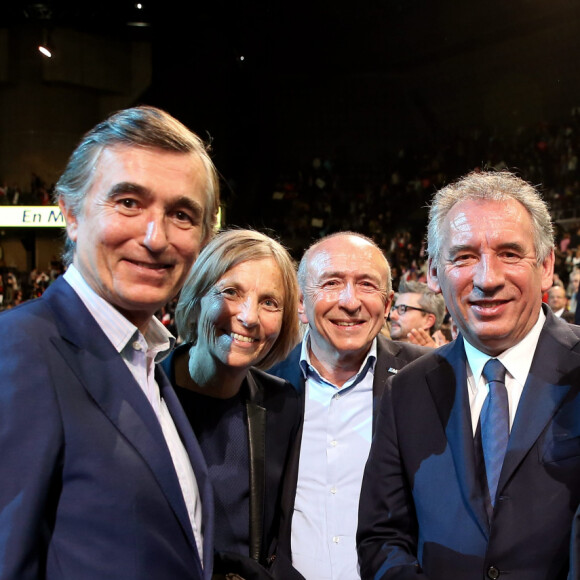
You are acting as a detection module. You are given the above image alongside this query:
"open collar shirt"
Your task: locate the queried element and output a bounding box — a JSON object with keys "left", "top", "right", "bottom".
{"left": 291, "top": 331, "right": 377, "bottom": 580}
{"left": 63, "top": 265, "right": 204, "bottom": 563}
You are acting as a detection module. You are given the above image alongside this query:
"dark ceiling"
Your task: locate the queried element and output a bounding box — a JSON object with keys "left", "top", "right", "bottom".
{"left": 4, "top": 0, "right": 580, "bottom": 229}
{"left": 6, "top": 0, "right": 574, "bottom": 72}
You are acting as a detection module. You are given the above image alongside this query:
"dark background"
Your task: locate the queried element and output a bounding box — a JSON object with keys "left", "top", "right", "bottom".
{"left": 152, "top": 0, "right": 580, "bottom": 238}
{"left": 3, "top": 0, "right": 580, "bottom": 240}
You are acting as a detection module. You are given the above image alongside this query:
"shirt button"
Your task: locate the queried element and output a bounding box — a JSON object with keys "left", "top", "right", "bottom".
{"left": 487, "top": 566, "right": 500, "bottom": 579}
{"left": 332, "top": 536, "right": 340, "bottom": 543}
{"left": 132, "top": 341, "right": 143, "bottom": 351}
{"left": 331, "top": 440, "right": 338, "bottom": 447}
{"left": 330, "top": 487, "right": 337, "bottom": 494}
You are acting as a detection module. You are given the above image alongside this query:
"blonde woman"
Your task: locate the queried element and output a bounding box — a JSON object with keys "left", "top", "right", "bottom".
{"left": 163, "top": 229, "right": 303, "bottom": 579}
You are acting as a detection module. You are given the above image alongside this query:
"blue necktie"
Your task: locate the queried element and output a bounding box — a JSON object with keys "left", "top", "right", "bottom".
{"left": 481, "top": 358, "right": 509, "bottom": 507}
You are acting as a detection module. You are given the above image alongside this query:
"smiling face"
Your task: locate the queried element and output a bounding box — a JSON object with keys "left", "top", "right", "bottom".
{"left": 300, "top": 235, "right": 392, "bottom": 368}
{"left": 428, "top": 198, "right": 554, "bottom": 356}
{"left": 390, "top": 292, "right": 435, "bottom": 341}
{"left": 196, "top": 258, "right": 285, "bottom": 372}
{"left": 60, "top": 145, "right": 208, "bottom": 331}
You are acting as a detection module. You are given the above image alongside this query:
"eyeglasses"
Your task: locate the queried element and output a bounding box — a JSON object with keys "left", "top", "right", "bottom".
{"left": 391, "top": 304, "right": 429, "bottom": 315}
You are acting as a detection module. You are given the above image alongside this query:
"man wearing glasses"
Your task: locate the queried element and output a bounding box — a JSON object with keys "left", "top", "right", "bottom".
{"left": 389, "top": 280, "right": 446, "bottom": 344}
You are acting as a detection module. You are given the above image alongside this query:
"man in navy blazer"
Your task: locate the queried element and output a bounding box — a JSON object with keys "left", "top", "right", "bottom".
{"left": 268, "top": 232, "right": 429, "bottom": 580}
{"left": 0, "top": 106, "right": 220, "bottom": 579}
{"left": 357, "top": 170, "right": 580, "bottom": 580}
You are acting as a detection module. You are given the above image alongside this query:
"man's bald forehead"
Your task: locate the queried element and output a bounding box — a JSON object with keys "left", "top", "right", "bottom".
{"left": 307, "top": 233, "right": 388, "bottom": 270}
{"left": 299, "top": 232, "right": 391, "bottom": 293}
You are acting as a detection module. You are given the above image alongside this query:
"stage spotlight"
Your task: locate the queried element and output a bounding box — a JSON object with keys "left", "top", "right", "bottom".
{"left": 38, "top": 44, "right": 52, "bottom": 57}
{"left": 128, "top": 2, "right": 151, "bottom": 27}
{"left": 39, "top": 30, "right": 53, "bottom": 58}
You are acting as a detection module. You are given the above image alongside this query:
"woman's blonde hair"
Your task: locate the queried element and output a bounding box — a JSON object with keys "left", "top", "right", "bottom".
{"left": 175, "top": 229, "right": 300, "bottom": 369}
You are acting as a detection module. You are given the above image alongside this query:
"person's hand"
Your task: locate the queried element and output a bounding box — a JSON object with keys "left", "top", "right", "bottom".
{"left": 407, "top": 328, "right": 438, "bottom": 348}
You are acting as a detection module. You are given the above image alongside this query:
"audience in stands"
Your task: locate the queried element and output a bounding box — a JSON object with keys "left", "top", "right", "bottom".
{"left": 3, "top": 106, "right": 580, "bottom": 326}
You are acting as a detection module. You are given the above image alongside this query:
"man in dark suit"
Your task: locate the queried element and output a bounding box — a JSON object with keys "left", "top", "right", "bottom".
{"left": 357, "top": 170, "right": 580, "bottom": 580}
{"left": 0, "top": 106, "right": 220, "bottom": 579}
{"left": 268, "top": 232, "right": 428, "bottom": 580}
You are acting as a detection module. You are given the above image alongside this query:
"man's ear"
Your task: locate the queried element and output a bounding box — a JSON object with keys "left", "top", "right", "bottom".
{"left": 427, "top": 257, "right": 441, "bottom": 293}
{"left": 540, "top": 248, "right": 556, "bottom": 294}
{"left": 424, "top": 312, "right": 436, "bottom": 331}
{"left": 383, "top": 290, "right": 394, "bottom": 317}
{"left": 298, "top": 292, "right": 309, "bottom": 325}
{"left": 59, "top": 198, "right": 79, "bottom": 243}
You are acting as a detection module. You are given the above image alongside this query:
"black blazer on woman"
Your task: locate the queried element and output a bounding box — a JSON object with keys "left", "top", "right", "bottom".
{"left": 163, "top": 344, "right": 303, "bottom": 579}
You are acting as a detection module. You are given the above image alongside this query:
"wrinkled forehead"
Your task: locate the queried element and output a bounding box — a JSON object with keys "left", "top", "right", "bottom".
{"left": 307, "top": 238, "right": 388, "bottom": 284}
{"left": 441, "top": 198, "right": 534, "bottom": 248}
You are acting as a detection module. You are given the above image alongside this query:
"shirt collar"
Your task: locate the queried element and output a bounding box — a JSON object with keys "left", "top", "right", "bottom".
{"left": 298, "top": 329, "right": 377, "bottom": 384}
{"left": 464, "top": 306, "right": 546, "bottom": 392}
{"left": 63, "top": 264, "right": 175, "bottom": 361}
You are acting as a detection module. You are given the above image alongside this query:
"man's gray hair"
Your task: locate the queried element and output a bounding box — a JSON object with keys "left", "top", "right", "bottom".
{"left": 398, "top": 279, "right": 446, "bottom": 333}
{"left": 427, "top": 170, "right": 554, "bottom": 267}
{"left": 54, "top": 105, "right": 220, "bottom": 265}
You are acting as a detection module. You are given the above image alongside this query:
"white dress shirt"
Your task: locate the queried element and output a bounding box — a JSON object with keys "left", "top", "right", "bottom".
{"left": 291, "top": 332, "right": 376, "bottom": 580}
{"left": 464, "top": 308, "right": 546, "bottom": 434}
{"left": 63, "top": 265, "right": 204, "bottom": 563}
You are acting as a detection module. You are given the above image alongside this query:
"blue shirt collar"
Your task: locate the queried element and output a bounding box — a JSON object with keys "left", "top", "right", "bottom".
{"left": 298, "top": 329, "right": 377, "bottom": 389}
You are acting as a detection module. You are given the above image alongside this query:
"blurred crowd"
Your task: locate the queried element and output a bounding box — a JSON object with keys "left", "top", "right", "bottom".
{"left": 3, "top": 107, "right": 580, "bottom": 326}
{"left": 265, "top": 106, "right": 580, "bottom": 255}
{"left": 0, "top": 260, "right": 64, "bottom": 309}
{"left": 0, "top": 172, "right": 54, "bottom": 206}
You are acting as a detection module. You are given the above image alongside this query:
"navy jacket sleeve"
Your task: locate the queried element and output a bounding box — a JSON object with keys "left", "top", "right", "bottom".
{"left": 357, "top": 379, "right": 429, "bottom": 579}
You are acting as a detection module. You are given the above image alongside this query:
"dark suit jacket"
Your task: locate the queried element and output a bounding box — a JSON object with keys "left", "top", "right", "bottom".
{"left": 267, "top": 334, "right": 429, "bottom": 578}
{"left": 358, "top": 307, "right": 580, "bottom": 580}
{"left": 570, "top": 504, "right": 580, "bottom": 580}
{"left": 163, "top": 344, "right": 302, "bottom": 578}
{"left": 0, "top": 277, "right": 214, "bottom": 579}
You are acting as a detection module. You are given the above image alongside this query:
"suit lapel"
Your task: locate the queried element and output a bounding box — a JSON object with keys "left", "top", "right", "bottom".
{"left": 425, "top": 314, "right": 580, "bottom": 534}
{"left": 426, "top": 338, "right": 490, "bottom": 538}
{"left": 274, "top": 355, "right": 305, "bottom": 555}
{"left": 45, "top": 279, "right": 207, "bottom": 570}
{"left": 245, "top": 372, "right": 267, "bottom": 562}
{"left": 158, "top": 370, "right": 214, "bottom": 576}
{"left": 372, "top": 336, "right": 401, "bottom": 431}
{"left": 372, "top": 337, "right": 391, "bottom": 405}
{"left": 498, "top": 315, "right": 580, "bottom": 494}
